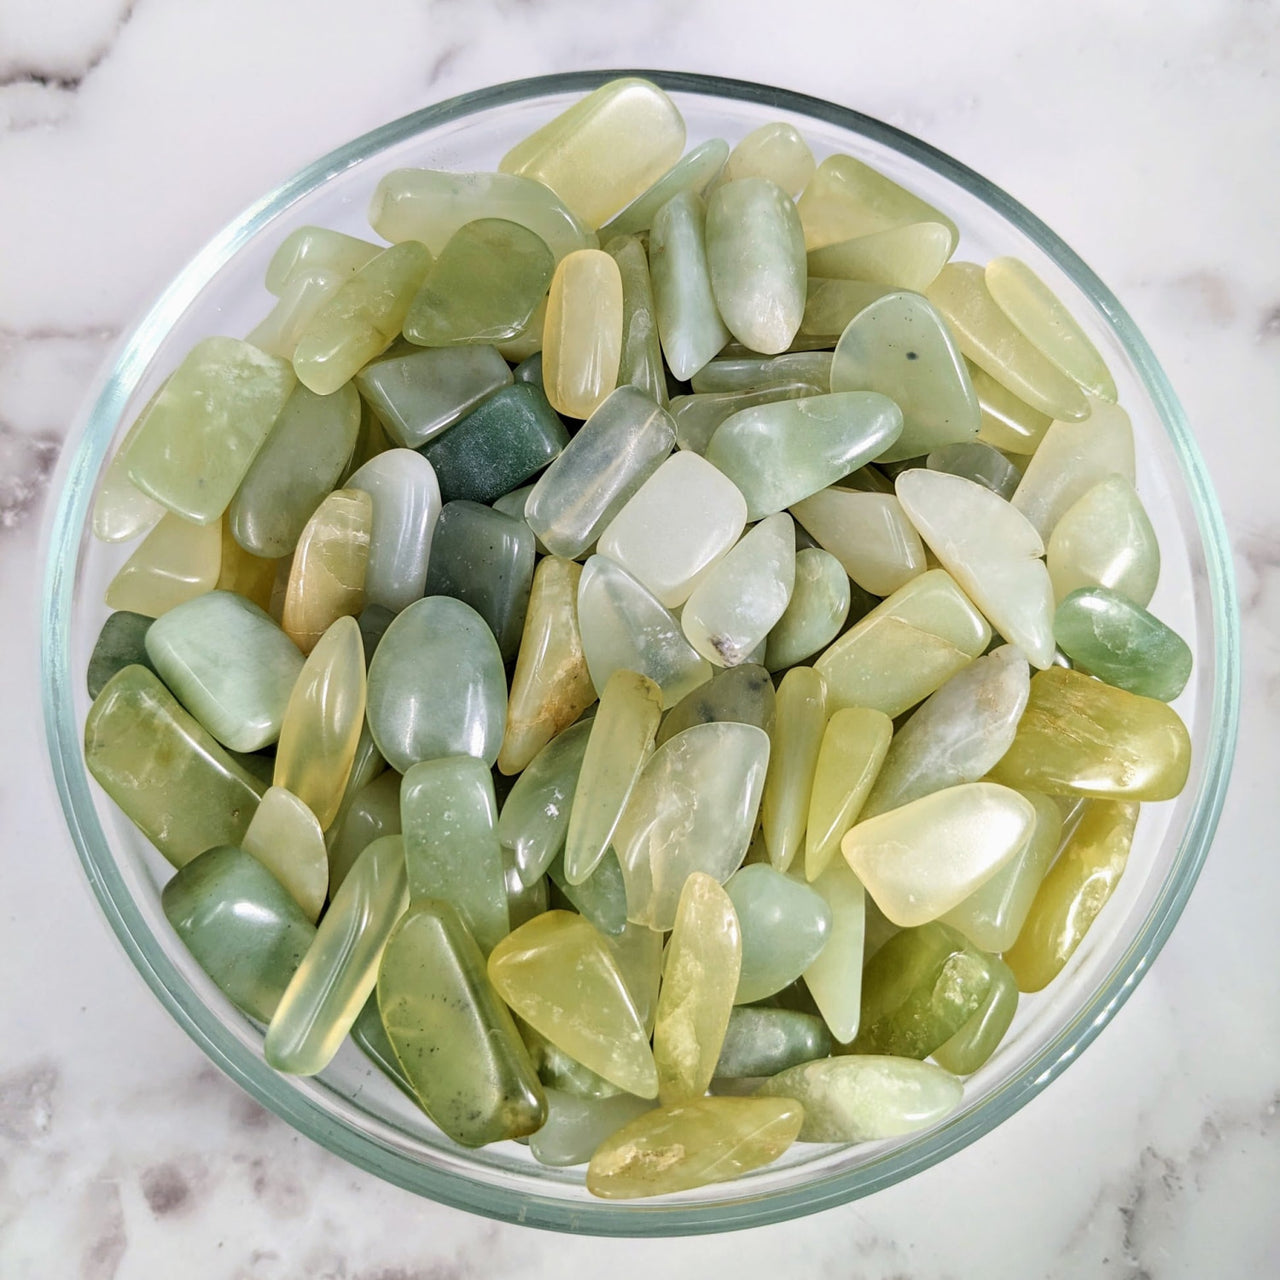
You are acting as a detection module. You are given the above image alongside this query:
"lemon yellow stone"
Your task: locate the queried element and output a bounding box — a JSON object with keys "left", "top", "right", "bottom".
{"left": 790, "top": 488, "right": 926, "bottom": 598}
{"left": 104, "top": 512, "right": 221, "bottom": 617}
{"left": 806, "top": 222, "right": 952, "bottom": 293}
{"left": 970, "top": 361, "right": 1054, "bottom": 454}
{"left": 802, "top": 857, "right": 867, "bottom": 1043}
{"left": 216, "top": 520, "right": 275, "bottom": 612}
{"left": 761, "top": 666, "right": 827, "bottom": 874}
{"left": 719, "top": 122, "right": 815, "bottom": 197}
{"left": 542, "top": 248, "right": 623, "bottom": 418}
{"left": 240, "top": 786, "right": 328, "bottom": 923}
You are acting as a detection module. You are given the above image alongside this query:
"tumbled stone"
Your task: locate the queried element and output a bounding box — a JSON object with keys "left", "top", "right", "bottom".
{"left": 249, "top": 265, "right": 346, "bottom": 361}
{"left": 669, "top": 383, "right": 823, "bottom": 455}
{"left": 805, "top": 707, "right": 892, "bottom": 880}
{"left": 726, "top": 864, "right": 832, "bottom": 1004}
{"left": 799, "top": 278, "right": 892, "bottom": 341}
{"left": 518, "top": 1020, "right": 623, "bottom": 1100}
{"left": 605, "top": 235, "right": 668, "bottom": 407}
{"left": 926, "top": 440, "right": 1021, "bottom": 500}
{"left": 761, "top": 666, "right": 827, "bottom": 875}
{"left": 790, "top": 488, "right": 925, "bottom": 597}
{"left": 931, "top": 954, "right": 1019, "bottom": 1074}
{"left": 548, "top": 847, "right": 630, "bottom": 937}
{"left": 802, "top": 857, "right": 866, "bottom": 1043}
{"left": 265, "top": 226, "right": 380, "bottom": 294}
{"left": 216, "top": 521, "right": 276, "bottom": 612}
{"left": 970, "top": 361, "right": 1053, "bottom": 454}
{"left": 602, "top": 138, "right": 729, "bottom": 239}
{"left": 240, "top": 786, "right": 328, "bottom": 923}
{"left": 503, "top": 848, "right": 549, "bottom": 931}
{"left": 325, "top": 769, "right": 400, "bottom": 897}
{"left": 530, "top": 1089, "right": 654, "bottom": 1167}
{"left": 321, "top": 722, "right": 386, "bottom": 858}
{"left": 1046, "top": 474, "right": 1160, "bottom": 606}
{"left": 765, "top": 548, "right": 851, "bottom": 673}
{"left": 806, "top": 221, "right": 952, "bottom": 293}
{"left": 656, "top": 663, "right": 776, "bottom": 748}
{"left": 542, "top": 248, "right": 623, "bottom": 419}
{"left": 607, "top": 922, "right": 664, "bottom": 1037}
{"left": 87, "top": 610, "right": 154, "bottom": 699}
{"left": 691, "top": 352, "right": 832, "bottom": 395}
{"left": 349, "top": 994, "right": 416, "bottom": 1099}
{"left": 92, "top": 390, "right": 166, "bottom": 542}
{"left": 714, "top": 1008, "right": 830, "bottom": 1079}
{"left": 719, "top": 122, "right": 814, "bottom": 196}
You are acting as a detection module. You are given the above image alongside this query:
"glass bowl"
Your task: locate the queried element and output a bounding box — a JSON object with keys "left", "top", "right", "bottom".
{"left": 40, "top": 70, "right": 1240, "bottom": 1235}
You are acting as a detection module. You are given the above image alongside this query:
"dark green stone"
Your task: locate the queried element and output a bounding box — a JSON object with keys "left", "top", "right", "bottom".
{"left": 513, "top": 352, "right": 543, "bottom": 385}
{"left": 87, "top": 611, "right": 155, "bottom": 699}
{"left": 350, "top": 994, "right": 418, "bottom": 1100}
{"left": 357, "top": 604, "right": 397, "bottom": 665}
{"left": 714, "top": 1007, "right": 832, "bottom": 1078}
{"left": 547, "top": 848, "right": 628, "bottom": 936}
{"left": 655, "top": 663, "right": 776, "bottom": 747}
{"left": 226, "top": 747, "right": 278, "bottom": 787}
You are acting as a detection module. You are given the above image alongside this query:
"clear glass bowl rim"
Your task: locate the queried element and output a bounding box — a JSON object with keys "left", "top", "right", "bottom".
{"left": 39, "top": 68, "right": 1241, "bottom": 1236}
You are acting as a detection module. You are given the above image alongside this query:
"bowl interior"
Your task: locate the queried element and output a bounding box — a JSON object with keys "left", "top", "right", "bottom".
{"left": 41, "top": 71, "right": 1239, "bottom": 1234}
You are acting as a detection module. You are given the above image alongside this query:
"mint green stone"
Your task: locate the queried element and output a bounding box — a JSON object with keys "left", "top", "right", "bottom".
{"left": 765, "top": 548, "right": 851, "bottom": 672}
{"left": 605, "top": 235, "right": 668, "bottom": 407}
{"left": 656, "top": 663, "right": 776, "bottom": 747}
{"left": 145, "top": 590, "right": 304, "bottom": 752}
{"left": 927, "top": 440, "right": 1020, "bottom": 501}
{"left": 931, "top": 954, "right": 1018, "bottom": 1075}
{"left": 713, "top": 1008, "right": 832, "bottom": 1079}
{"left": 503, "top": 848, "right": 549, "bottom": 930}
{"left": 602, "top": 139, "right": 729, "bottom": 239}
{"left": 549, "top": 848, "right": 629, "bottom": 936}
{"left": 691, "top": 352, "right": 832, "bottom": 395}
{"left": 162, "top": 844, "right": 315, "bottom": 1022}
{"left": 725, "top": 865, "right": 833, "bottom": 1004}
{"left": 530, "top": 1088, "right": 655, "bottom": 1166}
{"left": 1054, "top": 586, "right": 1192, "bottom": 702}
{"left": 401, "top": 756, "right": 509, "bottom": 954}
{"left": 366, "top": 596, "right": 507, "bottom": 772}
{"left": 326, "top": 769, "right": 401, "bottom": 897}
{"left": 87, "top": 610, "right": 154, "bottom": 699}
{"left": 669, "top": 384, "right": 823, "bottom": 455}
{"left": 349, "top": 994, "right": 417, "bottom": 1100}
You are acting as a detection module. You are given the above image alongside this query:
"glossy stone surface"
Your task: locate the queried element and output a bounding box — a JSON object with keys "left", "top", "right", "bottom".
{"left": 87, "top": 610, "right": 154, "bottom": 699}
{"left": 365, "top": 596, "right": 507, "bottom": 772}
{"left": 92, "top": 389, "right": 167, "bottom": 542}
{"left": 806, "top": 221, "right": 952, "bottom": 293}
{"left": 714, "top": 1008, "right": 831, "bottom": 1079}
{"left": 791, "top": 488, "right": 926, "bottom": 597}
{"left": 765, "top": 548, "right": 851, "bottom": 673}
{"left": 349, "top": 994, "right": 417, "bottom": 1100}
{"left": 325, "top": 770, "right": 400, "bottom": 898}
{"left": 604, "top": 235, "right": 667, "bottom": 407}
{"left": 726, "top": 864, "right": 832, "bottom": 1004}
{"left": 162, "top": 844, "right": 315, "bottom": 1022}
{"left": 761, "top": 666, "right": 827, "bottom": 875}
{"left": 265, "top": 225, "right": 380, "bottom": 293}
{"left": 843, "top": 783, "right": 1036, "bottom": 927}
{"left": 691, "top": 352, "right": 832, "bottom": 395}
{"left": 530, "top": 1090, "right": 654, "bottom": 1168}
{"left": 607, "top": 922, "right": 664, "bottom": 1037}
{"left": 670, "top": 383, "right": 823, "bottom": 455}
{"left": 322, "top": 723, "right": 386, "bottom": 857}
{"left": 988, "top": 666, "right": 1191, "bottom": 800}
{"left": 103, "top": 507, "right": 221, "bottom": 615}
{"left": 249, "top": 264, "right": 346, "bottom": 361}
{"left": 377, "top": 900, "right": 546, "bottom": 1146}
{"left": 932, "top": 955, "right": 1019, "bottom": 1074}
{"left": 970, "top": 361, "right": 1053, "bottom": 454}
{"left": 803, "top": 857, "right": 867, "bottom": 1043}
{"left": 656, "top": 663, "right": 775, "bottom": 748}
{"left": 601, "top": 138, "right": 729, "bottom": 239}
{"left": 1046, "top": 474, "right": 1160, "bottom": 606}
{"left": 1054, "top": 587, "right": 1192, "bottom": 701}
{"left": 542, "top": 248, "right": 623, "bottom": 419}
{"left": 240, "top": 786, "right": 328, "bottom": 923}
{"left": 502, "top": 848, "right": 548, "bottom": 932}
{"left": 719, "top": 122, "right": 814, "bottom": 196}
{"left": 926, "top": 440, "right": 1021, "bottom": 500}
{"left": 548, "top": 848, "right": 630, "bottom": 937}
{"left": 586, "top": 1097, "right": 803, "bottom": 1198}
{"left": 215, "top": 521, "right": 275, "bottom": 612}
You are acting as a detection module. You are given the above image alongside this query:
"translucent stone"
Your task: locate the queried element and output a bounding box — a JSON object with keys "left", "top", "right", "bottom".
{"left": 265, "top": 226, "right": 380, "bottom": 294}
{"left": 123, "top": 337, "right": 296, "bottom": 524}
{"left": 292, "top": 241, "right": 433, "bottom": 396}
{"left": 349, "top": 994, "right": 416, "bottom": 1099}
{"left": 986, "top": 256, "right": 1117, "bottom": 401}
{"left": 1046, "top": 474, "right": 1160, "bottom": 606}
{"left": 216, "top": 521, "right": 275, "bottom": 612}
{"left": 92, "top": 391, "right": 166, "bottom": 542}
{"left": 502, "top": 848, "right": 548, "bottom": 931}
{"left": 862, "top": 645, "right": 1031, "bottom": 818}
{"left": 799, "top": 278, "right": 892, "bottom": 341}
{"left": 1055, "top": 587, "right": 1192, "bottom": 702}
{"left": 925, "top": 263, "right": 1089, "bottom": 422}
{"left": 649, "top": 189, "right": 731, "bottom": 381}
{"left": 797, "top": 154, "right": 959, "bottom": 253}
{"left": 896, "top": 469, "right": 1055, "bottom": 669}
{"left": 326, "top": 770, "right": 400, "bottom": 897}
{"left": 765, "top": 549, "right": 851, "bottom": 673}
{"left": 1011, "top": 398, "right": 1135, "bottom": 539}
{"left": 280, "top": 488, "right": 372, "bottom": 654}
{"left": 615, "top": 722, "right": 771, "bottom": 930}
{"left": 240, "top": 786, "right": 328, "bottom": 922}
{"left": 705, "top": 393, "right": 904, "bottom": 521}
{"left": 248, "top": 265, "right": 346, "bottom": 361}
{"left": 926, "top": 440, "right": 1020, "bottom": 500}
{"left": 564, "top": 669, "right": 662, "bottom": 885}
{"left": 87, "top": 611, "right": 154, "bottom": 698}
{"left": 726, "top": 864, "right": 832, "bottom": 1004}
{"left": 378, "top": 901, "right": 546, "bottom": 1145}
{"left": 549, "top": 848, "right": 629, "bottom": 937}
{"left": 423, "top": 502, "right": 535, "bottom": 660}
{"left": 803, "top": 857, "right": 866, "bottom": 1043}
{"left": 491, "top": 483, "right": 549, "bottom": 555}
{"left": 271, "top": 617, "right": 365, "bottom": 831}
{"left": 602, "top": 138, "right": 729, "bottom": 239}
{"left": 988, "top": 666, "right": 1190, "bottom": 800}
{"left": 542, "top": 248, "right": 623, "bottom": 418}
{"left": 607, "top": 922, "right": 664, "bottom": 1037}
{"left": 706, "top": 179, "right": 806, "bottom": 355}
{"left": 264, "top": 833, "right": 409, "bottom": 1074}
{"left": 577, "top": 555, "right": 712, "bottom": 706}
{"left": 932, "top": 955, "right": 1018, "bottom": 1074}
{"left": 357, "top": 347, "right": 511, "bottom": 451}
{"left": 518, "top": 1019, "right": 623, "bottom": 1100}
{"left": 756, "top": 1056, "right": 961, "bottom": 1142}
{"left": 488, "top": 910, "right": 658, "bottom": 1097}
{"left": 656, "top": 663, "right": 776, "bottom": 748}
{"left": 970, "top": 362, "right": 1053, "bottom": 454}
{"left": 368, "top": 168, "right": 596, "bottom": 263}
{"left": 669, "top": 383, "right": 822, "bottom": 455}
{"left": 161, "top": 844, "right": 315, "bottom": 1022}
{"left": 496, "top": 298, "right": 547, "bottom": 362}
{"left": 531, "top": 1090, "right": 654, "bottom": 1167}
{"left": 829, "top": 291, "right": 979, "bottom": 462}
{"left": 103, "top": 512, "right": 220, "bottom": 616}
{"left": 761, "top": 666, "right": 827, "bottom": 874}
{"left": 691, "top": 352, "right": 832, "bottom": 395}
{"left": 805, "top": 707, "right": 893, "bottom": 880}
{"left": 499, "top": 559, "right": 596, "bottom": 775}
{"left": 525, "top": 385, "right": 675, "bottom": 559}
{"left": 806, "top": 222, "right": 952, "bottom": 293}
{"left": 843, "top": 783, "right": 1036, "bottom": 926}
{"left": 1004, "top": 800, "right": 1140, "bottom": 991}
{"left": 654, "top": 873, "right": 742, "bottom": 1104}
{"left": 790, "top": 488, "right": 926, "bottom": 597}
{"left": 719, "top": 122, "right": 814, "bottom": 196}
{"left": 714, "top": 1008, "right": 831, "bottom": 1079}
{"left": 345, "top": 449, "right": 441, "bottom": 613}
{"left": 322, "top": 721, "right": 387, "bottom": 869}
{"left": 604, "top": 235, "right": 668, "bottom": 407}
{"left": 586, "top": 1096, "right": 803, "bottom": 1198}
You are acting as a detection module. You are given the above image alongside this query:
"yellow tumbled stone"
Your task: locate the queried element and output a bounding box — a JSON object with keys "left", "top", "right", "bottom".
{"left": 761, "top": 666, "right": 827, "bottom": 874}
{"left": 542, "top": 249, "right": 623, "bottom": 419}
{"left": 806, "top": 222, "right": 952, "bottom": 293}
{"left": 241, "top": 785, "right": 328, "bottom": 922}
{"left": 281, "top": 488, "right": 371, "bottom": 654}
{"left": 216, "top": 518, "right": 275, "bottom": 612}
{"left": 718, "top": 121, "right": 815, "bottom": 197}
{"left": 104, "top": 512, "right": 221, "bottom": 617}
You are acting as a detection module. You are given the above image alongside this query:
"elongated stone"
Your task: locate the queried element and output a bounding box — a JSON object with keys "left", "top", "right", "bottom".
{"left": 803, "top": 857, "right": 866, "bottom": 1043}
{"left": 705, "top": 392, "right": 904, "bottom": 521}
{"left": 93, "top": 388, "right": 166, "bottom": 542}
{"left": 691, "top": 352, "right": 832, "bottom": 395}
{"left": 401, "top": 756, "right": 509, "bottom": 953}
{"left": 369, "top": 168, "right": 595, "bottom": 263}
{"left": 378, "top": 900, "right": 545, "bottom": 1144}
{"left": 726, "top": 865, "right": 832, "bottom": 1004}
{"left": 162, "top": 844, "right": 315, "bottom": 1022}
{"left": 806, "top": 222, "right": 952, "bottom": 293}
{"left": 1054, "top": 587, "right": 1191, "bottom": 702}
{"left": 605, "top": 235, "right": 667, "bottom": 407}
{"left": 670, "top": 383, "right": 824, "bottom": 455}
{"left": 656, "top": 663, "right": 775, "bottom": 748}
{"left": 986, "top": 256, "right": 1116, "bottom": 400}
{"left": 564, "top": 669, "right": 662, "bottom": 885}
{"left": 87, "top": 611, "right": 154, "bottom": 699}
{"left": 265, "top": 226, "right": 380, "bottom": 294}
{"left": 423, "top": 501, "right": 535, "bottom": 660}
{"left": 760, "top": 667, "right": 826, "bottom": 874}
{"left": 989, "top": 666, "right": 1190, "bottom": 800}
{"left": 280, "top": 488, "right": 371, "bottom": 653}
{"left": 927, "top": 440, "right": 1020, "bottom": 500}
{"left": 682, "top": 514, "right": 796, "bottom": 667}
{"left": 650, "top": 189, "right": 730, "bottom": 380}
{"left": 706, "top": 178, "right": 806, "bottom": 354}
{"left": 925, "top": 263, "right": 1089, "bottom": 421}
{"left": 552, "top": 844, "right": 631, "bottom": 933}
{"left": 323, "top": 721, "right": 386, "bottom": 851}
{"left": 249, "top": 264, "right": 346, "bottom": 361}
{"left": 607, "top": 923, "right": 664, "bottom": 1037}
{"left": 970, "top": 362, "right": 1054, "bottom": 454}
{"left": 757, "top": 1056, "right": 960, "bottom": 1142}
{"left": 531, "top": 1089, "right": 654, "bottom": 1167}
{"left": 525, "top": 385, "right": 675, "bottom": 559}
{"left": 719, "top": 122, "right": 814, "bottom": 196}
{"left": 326, "top": 769, "right": 400, "bottom": 897}
{"left": 830, "top": 291, "right": 980, "bottom": 462}
{"left": 1047, "top": 474, "right": 1160, "bottom": 606}
{"left": 216, "top": 520, "right": 275, "bottom": 612}
{"left": 602, "top": 137, "right": 729, "bottom": 239}
{"left": 791, "top": 488, "right": 925, "bottom": 597}
{"left": 862, "top": 646, "right": 1031, "bottom": 818}
{"left": 805, "top": 707, "right": 892, "bottom": 880}
{"left": 488, "top": 911, "right": 658, "bottom": 1097}
{"left": 240, "top": 786, "right": 328, "bottom": 923}
{"left": 356, "top": 345, "right": 514, "bottom": 449}
{"left": 264, "top": 833, "right": 409, "bottom": 1074}
{"left": 714, "top": 1008, "right": 831, "bottom": 1079}
{"left": 123, "top": 338, "right": 296, "bottom": 524}
{"left": 654, "top": 873, "right": 742, "bottom": 1104}
{"left": 542, "top": 249, "right": 623, "bottom": 418}
{"left": 844, "top": 783, "right": 1036, "bottom": 926}
{"left": 765, "top": 548, "right": 851, "bottom": 673}
{"left": 345, "top": 450, "right": 441, "bottom": 613}
{"left": 577, "top": 555, "right": 712, "bottom": 706}
{"left": 896, "top": 469, "right": 1055, "bottom": 669}
{"left": 932, "top": 955, "right": 1018, "bottom": 1074}
{"left": 366, "top": 596, "right": 506, "bottom": 772}
{"left": 292, "top": 241, "right": 432, "bottom": 396}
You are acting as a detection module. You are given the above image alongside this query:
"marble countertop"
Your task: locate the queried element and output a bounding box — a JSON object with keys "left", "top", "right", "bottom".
{"left": 2, "top": 1, "right": 1277, "bottom": 1275}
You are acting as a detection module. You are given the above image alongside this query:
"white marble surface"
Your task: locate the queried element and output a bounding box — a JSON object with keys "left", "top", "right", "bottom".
{"left": 2, "top": 1, "right": 1277, "bottom": 1274}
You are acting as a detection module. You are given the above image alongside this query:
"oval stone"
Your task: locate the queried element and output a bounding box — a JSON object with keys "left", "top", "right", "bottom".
{"left": 725, "top": 864, "right": 832, "bottom": 1004}
{"left": 764, "top": 548, "right": 852, "bottom": 672}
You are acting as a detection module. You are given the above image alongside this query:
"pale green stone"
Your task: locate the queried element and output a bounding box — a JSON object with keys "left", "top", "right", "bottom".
{"left": 760, "top": 666, "right": 827, "bottom": 874}
{"left": 241, "top": 786, "right": 329, "bottom": 923}
{"left": 519, "top": 1020, "right": 624, "bottom": 1100}
{"left": 92, "top": 386, "right": 166, "bottom": 542}
{"left": 249, "top": 265, "right": 345, "bottom": 361}
{"left": 970, "top": 360, "right": 1054, "bottom": 454}
{"left": 806, "top": 222, "right": 952, "bottom": 293}
{"left": 323, "top": 720, "right": 387, "bottom": 857}
{"left": 602, "top": 138, "right": 729, "bottom": 239}
{"left": 548, "top": 847, "right": 630, "bottom": 936}
{"left": 718, "top": 122, "right": 814, "bottom": 196}
{"left": 530, "top": 1089, "right": 655, "bottom": 1167}
{"left": 502, "top": 848, "right": 548, "bottom": 931}
{"left": 765, "top": 548, "right": 851, "bottom": 672}
{"left": 691, "top": 352, "right": 832, "bottom": 395}
{"left": 604, "top": 235, "right": 668, "bottom": 407}
{"left": 349, "top": 994, "right": 416, "bottom": 1099}
{"left": 1046, "top": 474, "right": 1160, "bottom": 606}
{"left": 670, "top": 383, "right": 823, "bottom": 455}
{"left": 931, "top": 955, "right": 1019, "bottom": 1075}
{"left": 725, "top": 864, "right": 832, "bottom": 1004}
{"left": 265, "top": 226, "right": 380, "bottom": 294}
{"left": 926, "top": 440, "right": 1021, "bottom": 499}
{"left": 326, "top": 769, "right": 401, "bottom": 898}
{"left": 803, "top": 857, "right": 867, "bottom": 1043}
{"left": 656, "top": 663, "right": 776, "bottom": 748}
{"left": 790, "top": 487, "right": 926, "bottom": 597}
{"left": 800, "top": 278, "right": 892, "bottom": 341}
{"left": 713, "top": 1008, "right": 831, "bottom": 1078}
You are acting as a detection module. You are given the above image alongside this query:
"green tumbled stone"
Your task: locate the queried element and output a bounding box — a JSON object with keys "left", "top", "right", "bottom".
{"left": 87, "top": 610, "right": 154, "bottom": 699}
{"left": 805, "top": 222, "right": 952, "bottom": 293}
{"left": 349, "top": 993, "right": 417, "bottom": 1100}
{"left": 265, "top": 226, "right": 380, "bottom": 294}
{"left": 1054, "top": 586, "right": 1192, "bottom": 702}
{"left": 926, "top": 440, "right": 1021, "bottom": 500}
{"left": 726, "top": 864, "right": 833, "bottom": 1004}
{"left": 602, "top": 138, "right": 729, "bottom": 239}
{"left": 548, "top": 847, "right": 630, "bottom": 936}
{"left": 502, "top": 847, "right": 549, "bottom": 931}
{"left": 514, "top": 351, "right": 543, "bottom": 385}
{"left": 519, "top": 1020, "right": 624, "bottom": 1100}
{"left": 326, "top": 769, "right": 401, "bottom": 898}
{"left": 530, "top": 1089, "right": 655, "bottom": 1167}
{"left": 669, "top": 383, "right": 822, "bottom": 455}
{"left": 764, "top": 548, "right": 851, "bottom": 673}
{"left": 931, "top": 954, "right": 1018, "bottom": 1075}
{"left": 692, "top": 352, "right": 832, "bottom": 396}
{"left": 378, "top": 900, "right": 546, "bottom": 1146}
{"left": 656, "top": 663, "right": 776, "bottom": 747}
{"left": 714, "top": 1007, "right": 832, "bottom": 1079}
{"left": 605, "top": 235, "right": 668, "bottom": 407}
{"left": 423, "top": 501, "right": 535, "bottom": 661}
